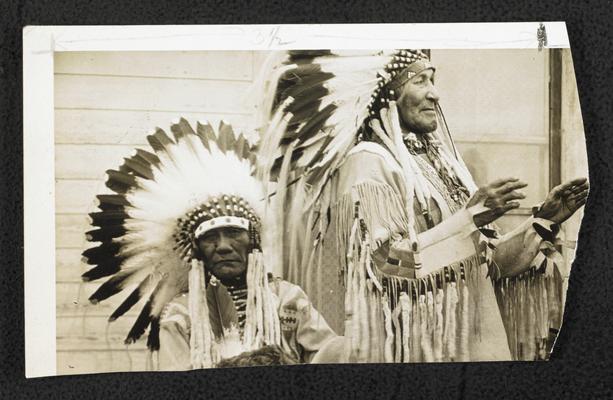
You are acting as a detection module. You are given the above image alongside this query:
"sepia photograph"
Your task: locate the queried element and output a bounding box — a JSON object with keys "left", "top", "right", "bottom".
{"left": 24, "top": 24, "right": 589, "bottom": 376}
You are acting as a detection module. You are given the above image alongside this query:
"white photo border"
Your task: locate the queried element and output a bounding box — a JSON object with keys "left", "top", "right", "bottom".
{"left": 23, "top": 22, "right": 571, "bottom": 378}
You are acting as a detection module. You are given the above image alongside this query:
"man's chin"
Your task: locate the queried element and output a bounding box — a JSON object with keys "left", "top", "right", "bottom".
{"left": 416, "top": 121, "right": 437, "bottom": 135}
{"left": 403, "top": 119, "right": 437, "bottom": 135}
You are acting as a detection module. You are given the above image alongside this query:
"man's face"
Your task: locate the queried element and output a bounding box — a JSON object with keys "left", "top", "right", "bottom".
{"left": 197, "top": 226, "right": 250, "bottom": 281}
{"left": 396, "top": 68, "right": 440, "bottom": 134}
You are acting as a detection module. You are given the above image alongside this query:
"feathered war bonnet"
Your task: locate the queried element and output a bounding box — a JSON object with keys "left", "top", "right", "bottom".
{"left": 256, "top": 49, "right": 477, "bottom": 205}
{"left": 81, "top": 119, "right": 265, "bottom": 364}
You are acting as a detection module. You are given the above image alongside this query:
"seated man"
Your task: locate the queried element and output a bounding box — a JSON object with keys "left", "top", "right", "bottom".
{"left": 158, "top": 222, "right": 340, "bottom": 370}
{"left": 81, "top": 119, "right": 340, "bottom": 370}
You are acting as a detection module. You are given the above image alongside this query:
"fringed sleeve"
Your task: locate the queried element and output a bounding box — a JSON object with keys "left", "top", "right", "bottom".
{"left": 333, "top": 142, "right": 411, "bottom": 258}
{"left": 490, "top": 216, "right": 571, "bottom": 360}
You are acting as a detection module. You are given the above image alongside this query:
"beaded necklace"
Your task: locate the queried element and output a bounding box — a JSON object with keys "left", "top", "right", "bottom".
{"left": 225, "top": 283, "right": 248, "bottom": 331}
{"left": 402, "top": 132, "right": 470, "bottom": 210}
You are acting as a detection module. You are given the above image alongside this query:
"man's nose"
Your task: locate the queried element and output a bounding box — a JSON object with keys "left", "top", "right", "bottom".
{"left": 215, "top": 234, "right": 233, "bottom": 253}
{"left": 426, "top": 83, "right": 440, "bottom": 102}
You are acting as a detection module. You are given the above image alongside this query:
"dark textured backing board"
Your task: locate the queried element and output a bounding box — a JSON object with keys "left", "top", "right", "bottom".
{"left": 3, "top": 0, "right": 612, "bottom": 398}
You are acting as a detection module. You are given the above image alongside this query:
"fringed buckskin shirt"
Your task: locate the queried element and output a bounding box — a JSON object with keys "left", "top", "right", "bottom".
{"left": 157, "top": 278, "right": 339, "bottom": 370}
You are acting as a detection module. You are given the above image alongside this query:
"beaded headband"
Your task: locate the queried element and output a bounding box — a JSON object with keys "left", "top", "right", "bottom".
{"left": 194, "top": 216, "right": 250, "bottom": 238}
{"left": 173, "top": 194, "right": 261, "bottom": 259}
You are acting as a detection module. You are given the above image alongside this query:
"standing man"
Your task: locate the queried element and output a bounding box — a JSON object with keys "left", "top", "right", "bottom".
{"left": 256, "top": 50, "right": 588, "bottom": 362}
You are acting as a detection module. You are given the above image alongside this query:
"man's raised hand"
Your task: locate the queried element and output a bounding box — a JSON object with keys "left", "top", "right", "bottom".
{"left": 467, "top": 177, "right": 528, "bottom": 227}
{"left": 535, "top": 177, "right": 589, "bottom": 224}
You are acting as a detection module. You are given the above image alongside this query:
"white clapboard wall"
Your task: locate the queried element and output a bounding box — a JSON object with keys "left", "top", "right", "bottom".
{"left": 55, "top": 50, "right": 584, "bottom": 374}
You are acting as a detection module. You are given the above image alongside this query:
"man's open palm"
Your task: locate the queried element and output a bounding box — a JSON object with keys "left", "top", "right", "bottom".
{"left": 536, "top": 177, "right": 589, "bottom": 224}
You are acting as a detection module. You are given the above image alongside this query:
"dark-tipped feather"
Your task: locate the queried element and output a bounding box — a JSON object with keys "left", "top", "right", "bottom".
{"left": 293, "top": 103, "right": 336, "bottom": 143}
{"left": 196, "top": 121, "right": 216, "bottom": 150}
{"left": 124, "top": 298, "right": 153, "bottom": 345}
{"left": 284, "top": 102, "right": 327, "bottom": 135}
{"left": 248, "top": 153, "right": 257, "bottom": 170}
{"left": 105, "top": 169, "right": 138, "bottom": 194}
{"left": 82, "top": 242, "right": 121, "bottom": 264}
{"left": 134, "top": 148, "right": 160, "bottom": 167}
{"left": 270, "top": 148, "right": 305, "bottom": 179}
{"left": 108, "top": 275, "right": 154, "bottom": 321}
{"left": 146, "top": 128, "right": 175, "bottom": 153}
{"left": 124, "top": 280, "right": 167, "bottom": 345}
{"left": 96, "top": 194, "right": 130, "bottom": 211}
{"left": 119, "top": 156, "right": 154, "bottom": 180}
{"left": 305, "top": 164, "right": 329, "bottom": 188}
{"left": 285, "top": 86, "right": 328, "bottom": 115}
{"left": 89, "top": 210, "right": 128, "bottom": 227}
{"left": 88, "top": 270, "right": 137, "bottom": 303}
{"left": 282, "top": 63, "right": 327, "bottom": 79}
{"left": 234, "top": 134, "right": 249, "bottom": 160}
{"left": 86, "top": 226, "right": 127, "bottom": 242}
{"left": 282, "top": 72, "right": 333, "bottom": 100}
{"left": 171, "top": 117, "right": 197, "bottom": 143}
{"left": 217, "top": 121, "right": 235, "bottom": 153}
{"left": 304, "top": 134, "right": 335, "bottom": 170}
{"left": 288, "top": 49, "right": 332, "bottom": 59}
{"left": 272, "top": 51, "right": 331, "bottom": 118}
{"left": 147, "top": 317, "right": 161, "bottom": 350}
{"left": 81, "top": 259, "right": 122, "bottom": 282}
